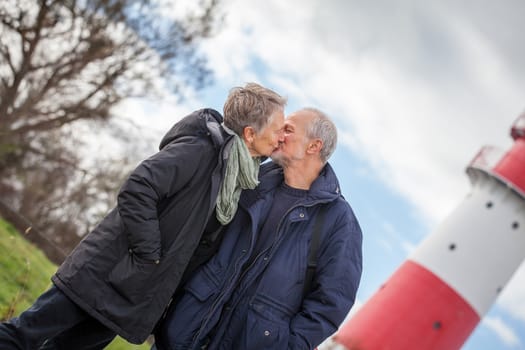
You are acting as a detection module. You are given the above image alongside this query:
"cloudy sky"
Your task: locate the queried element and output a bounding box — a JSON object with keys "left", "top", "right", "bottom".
{"left": 116, "top": 0, "right": 525, "bottom": 348}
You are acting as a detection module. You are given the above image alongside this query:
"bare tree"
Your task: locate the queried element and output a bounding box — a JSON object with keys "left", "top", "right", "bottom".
{"left": 0, "top": 0, "right": 221, "bottom": 261}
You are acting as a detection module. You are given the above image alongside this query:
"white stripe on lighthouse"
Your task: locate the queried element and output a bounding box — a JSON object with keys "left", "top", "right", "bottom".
{"left": 410, "top": 167, "right": 525, "bottom": 317}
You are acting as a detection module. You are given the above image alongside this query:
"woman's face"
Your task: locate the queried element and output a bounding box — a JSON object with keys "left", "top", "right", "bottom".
{"left": 245, "top": 110, "right": 285, "bottom": 157}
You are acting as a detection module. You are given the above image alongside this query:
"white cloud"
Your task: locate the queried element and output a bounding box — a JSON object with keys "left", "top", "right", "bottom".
{"left": 400, "top": 240, "right": 417, "bottom": 255}
{"left": 199, "top": 0, "right": 524, "bottom": 223}
{"left": 499, "top": 263, "right": 525, "bottom": 324}
{"left": 483, "top": 316, "right": 522, "bottom": 348}
{"left": 113, "top": 97, "right": 196, "bottom": 137}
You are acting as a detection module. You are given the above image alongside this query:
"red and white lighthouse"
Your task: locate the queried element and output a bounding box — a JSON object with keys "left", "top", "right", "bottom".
{"left": 330, "top": 113, "right": 525, "bottom": 349}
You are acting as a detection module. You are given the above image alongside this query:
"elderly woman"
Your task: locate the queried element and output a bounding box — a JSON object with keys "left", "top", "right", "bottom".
{"left": 0, "top": 83, "right": 287, "bottom": 350}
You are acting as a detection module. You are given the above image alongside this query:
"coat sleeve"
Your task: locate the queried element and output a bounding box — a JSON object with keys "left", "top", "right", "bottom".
{"left": 116, "top": 138, "right": 208, "bottom": 261}
{"left": 288, "top": 205, "right": 363, "bottom": 350}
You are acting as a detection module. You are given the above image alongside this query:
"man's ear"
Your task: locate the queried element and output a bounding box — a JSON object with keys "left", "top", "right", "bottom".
{"left": 307, "top": 139, "right": 323, "bottom": 155}
{"left": 242, "top": 126, "right": 256, "bottom": 143}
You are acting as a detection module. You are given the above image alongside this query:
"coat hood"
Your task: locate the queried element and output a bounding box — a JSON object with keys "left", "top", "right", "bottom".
{"left": 253, "top": 161, "right": 343, "bottom": 205}
{"left": 159, "top": 108, "right": 224, "bottom": 150}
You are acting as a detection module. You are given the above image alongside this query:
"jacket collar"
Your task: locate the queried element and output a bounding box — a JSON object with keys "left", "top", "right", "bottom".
{"left": 240, "top": 161, "right": 342, "bottom": 208}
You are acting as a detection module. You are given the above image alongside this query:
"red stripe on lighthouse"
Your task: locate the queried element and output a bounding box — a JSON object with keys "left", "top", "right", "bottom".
{"left": 493, "top": 138, "right": 525, "bottom": 195}
{"left": 335, "top": 260, "right": 480, "bottom": 350}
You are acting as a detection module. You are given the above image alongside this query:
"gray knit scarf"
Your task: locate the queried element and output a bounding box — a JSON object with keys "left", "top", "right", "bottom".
{"left": 215, "top": 125, "right": 260, "bottom": 225}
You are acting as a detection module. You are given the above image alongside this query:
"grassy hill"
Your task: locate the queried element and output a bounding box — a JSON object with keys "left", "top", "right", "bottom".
{"left": 0, "top": 218, "right": 150, "bottom": 350}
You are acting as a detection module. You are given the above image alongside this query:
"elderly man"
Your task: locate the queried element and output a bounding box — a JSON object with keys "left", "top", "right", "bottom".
{"left": 155, "top": 108, "right": 363, "bottom": 350}
{"left": 0, "top": 83, "right": 286, "bottom": 349}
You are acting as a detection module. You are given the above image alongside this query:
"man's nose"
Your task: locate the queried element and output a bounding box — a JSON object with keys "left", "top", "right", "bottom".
{"left": 277, "top": 129, "right": 285, "bottom": 142}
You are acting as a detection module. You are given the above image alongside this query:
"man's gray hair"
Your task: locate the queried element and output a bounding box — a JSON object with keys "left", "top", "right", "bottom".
{"left": 303, "top": 107, "right": 337, "bottom": 163}
{"left": 223, "top": 82, "right": 287, "bottom": 136}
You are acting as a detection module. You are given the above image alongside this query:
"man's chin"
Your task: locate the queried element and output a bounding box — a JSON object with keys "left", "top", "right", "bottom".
{"left": 270, "top": 151, "right": 284, "bottom": 166}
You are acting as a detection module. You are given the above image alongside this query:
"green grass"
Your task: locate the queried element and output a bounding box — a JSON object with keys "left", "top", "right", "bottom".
{"left": 0, "top": 218, "right": 151, "bottom": 350}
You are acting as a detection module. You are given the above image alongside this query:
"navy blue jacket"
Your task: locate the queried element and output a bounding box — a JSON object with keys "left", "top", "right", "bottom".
{"left": 157, "top": 161, "right": 363, "bottom": 350}
{"left": 52, "top": 109, "right": 232, "bottom": 343}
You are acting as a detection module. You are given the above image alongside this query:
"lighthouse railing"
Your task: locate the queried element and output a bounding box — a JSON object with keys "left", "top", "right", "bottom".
{"left": 467, "top": 145, "right": 505, "bottom": 171}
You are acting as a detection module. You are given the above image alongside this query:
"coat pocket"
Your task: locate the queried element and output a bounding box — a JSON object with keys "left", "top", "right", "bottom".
{"left": 241, "top": 306, "right": 290, "bottom": 349}
{"left": 108, "top": 253, "right": 158, "bottom": 303}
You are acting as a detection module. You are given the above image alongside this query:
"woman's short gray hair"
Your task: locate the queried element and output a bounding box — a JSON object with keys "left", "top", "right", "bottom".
{"left": 303, "top": 107, "right": 337, "bottom": 163}
{"left": 223, "top": 83, "right": 287, "bottom": 136}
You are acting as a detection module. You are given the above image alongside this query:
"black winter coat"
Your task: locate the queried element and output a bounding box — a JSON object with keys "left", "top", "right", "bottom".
{"left": 52, "top": 108, "right": 232, "bottom": 344}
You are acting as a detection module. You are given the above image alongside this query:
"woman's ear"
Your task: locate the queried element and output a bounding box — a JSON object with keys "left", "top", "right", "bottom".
{"left": 242, "top": 126, "right": 256, "bottom": 143}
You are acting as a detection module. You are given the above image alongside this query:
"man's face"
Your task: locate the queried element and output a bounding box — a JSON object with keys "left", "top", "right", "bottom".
{"left": 249, "top": 109, "right": 285, "bottom": 157}
{"left": 271, "top": 111, "right": 312, "bottom": 166}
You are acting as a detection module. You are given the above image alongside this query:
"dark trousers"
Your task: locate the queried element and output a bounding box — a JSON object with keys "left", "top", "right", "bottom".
{"left": 0, "top": 284, "right": 116, "bottom": 349}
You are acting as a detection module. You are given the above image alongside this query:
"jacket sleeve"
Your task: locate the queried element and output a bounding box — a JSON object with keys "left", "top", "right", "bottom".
{"left": 288, "top": 205, "right": 363, "bottom": 350}
{"left": 116, "top": 138, "right": 208, "bottom": 261}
